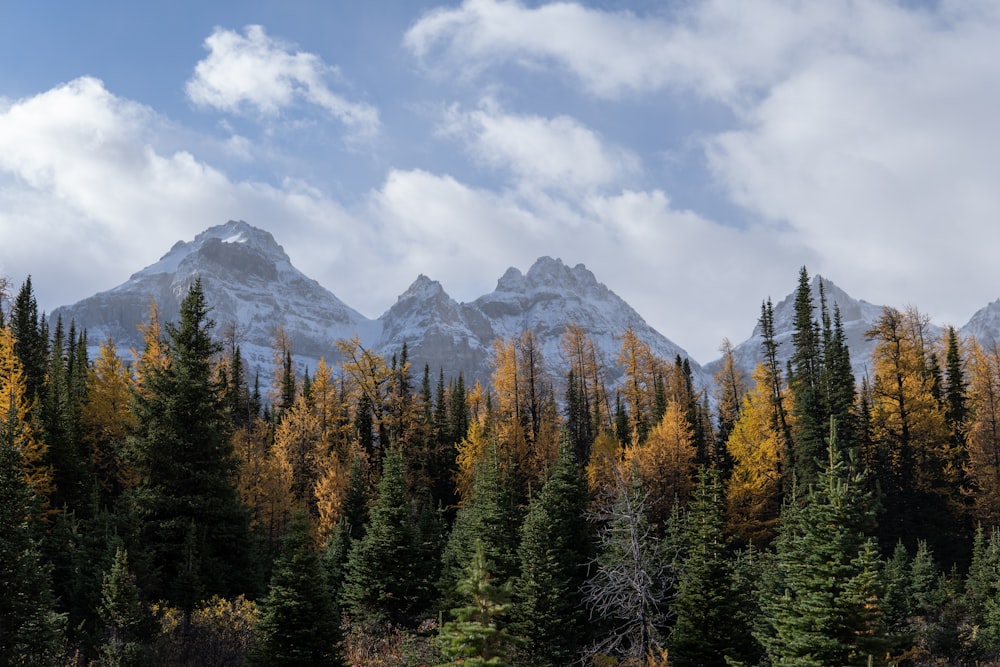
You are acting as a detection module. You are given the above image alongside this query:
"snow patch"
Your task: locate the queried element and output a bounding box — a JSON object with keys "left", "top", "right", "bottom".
{"left": 223, "top": 233, "right": 246, "bottom": 244}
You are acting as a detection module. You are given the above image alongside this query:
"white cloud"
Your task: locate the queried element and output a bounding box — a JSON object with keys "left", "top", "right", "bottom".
{"left": 408, "top": 0, "right": 1000, "bottom": 339}
{"left": 187, "top": 25, "right": 379, "bottom": 136}
{"left": 439, "top": 101, "right": 641, "bottom": 191}
{"left": 364, "top": 167, "right": 804, "bottom": 359}
{"left": 404, "top": 0, "right": 890, "bottom": 103}
{"left": 0, "top": 77, "right": 364, "bottom": 314}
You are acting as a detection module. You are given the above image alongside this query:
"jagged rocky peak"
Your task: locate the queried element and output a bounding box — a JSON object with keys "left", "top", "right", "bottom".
{"left": 494, "top": 256, "right": 608, "bottom": 300}
{"left": 962, "top": 298, "right": 1000, "bottom": 345}
{"left": 496, "top": 266, "right": 526, "bottom": 292}
{"left": 135, "top": 220, "right": 289, "bottom": 281}
{"left": 398, "top": 274, "right": 448, "bottom": 302}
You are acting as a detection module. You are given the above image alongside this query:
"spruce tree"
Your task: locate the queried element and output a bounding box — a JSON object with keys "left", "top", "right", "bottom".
{"left": 436, "top": 540, "right": 519, "bottom": 667}
{"left": 439, "top": 444, "right": 523, "bottom": 611}
{"left": 99, "top": 546, "right": 147, "bottom": 667}
{"left": 127, "top": 279, "right": 255, "bottom": 608}
{"left": 0, "top": 386, "right": 65, "bottom": 664}
{"left": 511, "top": 434, "right": 593, "bottom": 666}
{"left": 341, "top": 443, "right": 423, "bottom": 627}
{"left": 789, "top": 267, "right": 826, "bottom": 485}
{"left": 670, "top": 467, "right": 758, "bottom": 666}
{"left": 758, "top": 419, "right": 884, "bottom": 666}
{"left": 253, "top": 511, "right": 343, "bottom": 666}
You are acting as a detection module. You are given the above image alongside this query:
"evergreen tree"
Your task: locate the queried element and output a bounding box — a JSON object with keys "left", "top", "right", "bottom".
{"left": 253, "top": 511, "right": 343, "bottom": 666}
{"left": 439, "top": 444, "right": 523, "bottom": 611}
{"left": 341, "top": 443, "right": 424, "bottom": 627}
{"left": 758, "top": 419, "right": 884, "bottom": 666}
{"left": 127, "top": 279, "right": 255, "bottom": 608}
{"left": 759, "top": 298, "right": 794, "bottom": 501}
{"left": 99, "top": 546, "right": 147, "bottom": 667}
{"left": 788, "top": 267, "right": 826, "bottom": 486}
{"left": 511, "top": 434, "right": 593, "bottom": 666}
{"left": 436, "top": 540, "right": 519, "bottom": 667}
{"left": 0, "top": 377, "right": 65, "bottom": 663}
{"left": 670, "top": 467, "right": 758, "bottom": 666}
{"left": 10, "top": 276, "right": 48, "bottom": 405}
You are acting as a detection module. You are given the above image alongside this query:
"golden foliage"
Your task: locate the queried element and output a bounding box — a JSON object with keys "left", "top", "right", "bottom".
{"left": 625, "top": 400, "right": 696, "bottom": 515}
{"left": 726, "top": 364, "right": 783, "bottom": 544}
{"left": 965, "top": 339, "right": 1000, "bottom": 525}
{"left": 82, "top": 337, "right": 136, "bottom": 493}
{"left": 150, "top": 595, "right": 258, "bottom": 666}
{"left": 0, "top": 324, "right": 52, "bottom": 503}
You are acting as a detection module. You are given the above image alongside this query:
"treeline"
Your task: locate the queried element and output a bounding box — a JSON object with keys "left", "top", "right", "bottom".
{"left": 4, "top": 268, "right": 1000, "bottom": 665}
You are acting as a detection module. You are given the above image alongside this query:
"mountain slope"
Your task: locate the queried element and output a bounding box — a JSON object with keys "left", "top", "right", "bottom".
{"left": 52, "top": 223, "right": 701, "bottom": 392}
{"left": 703, "top": 275, "right": 888, "bottom": 381}
{"left": 53, "top": 220, "right": 380, "bottom": 376}
{"left": 374, "top": 257, "right": 704, "bottom": 386}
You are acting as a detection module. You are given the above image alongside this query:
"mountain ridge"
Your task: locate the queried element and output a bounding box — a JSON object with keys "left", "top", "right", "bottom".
{"left": 52, "top": 221, "right": 701, "bottom": 389}
{"left": 50, "top": 220, "right": 1000, "bottom": 394}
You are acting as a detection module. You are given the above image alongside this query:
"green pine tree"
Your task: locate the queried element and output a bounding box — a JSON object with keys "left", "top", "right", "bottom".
{"left": 758, "top": 419, "right": 884, "bottom": 666}
{"left": 98, "top": 546, "right": 147, "bottom": 667}
{"left": 127, "top": 279, "right": 256, "bottom": 608}
{"left": 0, "top": 394, "right": 65, "bottom": 664}
{"left": 253, "top": 511, "right": 343, "bottom": 666}
{"left": 511, "top": 434, "right": 593, "bottom": 666}
{"left": 438, "top": 444, "right": 523, "bottom": 612}
{"left": 670, "top": 467, "right": 759, "bottom": 666}
{"left": 789, "top": 267, "right": 826, "bottom": 486}
{"left": 436, "top": 540, "right": 519, "bottom": 667}
{"left": 341, "top": 444, "right": 423, "bottom": 627}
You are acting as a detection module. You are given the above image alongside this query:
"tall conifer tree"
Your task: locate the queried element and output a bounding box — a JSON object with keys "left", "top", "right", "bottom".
{"left": 512, "top": 435, "right": 593, "bottom": 665}
{"left": 127, "top": 279, "right": 255, "bottom": 608}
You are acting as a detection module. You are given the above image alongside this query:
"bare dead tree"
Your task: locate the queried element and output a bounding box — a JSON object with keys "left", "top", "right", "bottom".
{"left": 583, "top": 463, "right": 676, "bottom": 665}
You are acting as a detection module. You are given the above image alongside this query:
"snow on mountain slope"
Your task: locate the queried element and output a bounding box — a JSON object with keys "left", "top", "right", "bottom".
{"left": 51, "top": 223, "right": 708, "bottom": 394}
{"left": 703, "top": 275, "right": 889, "bottom": 381}
{"left": 53, "top": 220, "right": 380, "bottom": 380}
{"left": 962, "top": 299, "right": 1000, "bottom": 347}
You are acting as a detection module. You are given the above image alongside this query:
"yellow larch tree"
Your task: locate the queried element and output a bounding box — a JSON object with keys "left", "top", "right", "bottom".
{"left": 726, "top": 364, "right": 784, "bottom": 545}
{"left": 454, "top": 413, "right": 492, "bottom": 504}
{"left": 490, "top": 331, "right": 560, "bottom": 496}
{"left": 713, "top": 337, "right": 748, "bottom": 452}
{"left": 234, "top": 415, "right": 294, "bottom": 553}
{"left": 586, "top": 430, "right": 624, "bottom": 503}
{"left": 624, "top": 399, "right": 696, "bottom": 526}
{"left": 272, "top": 391, "right": 322, "bottom": 506}
{"left": 82, "top": 336, "right": 136, "bottom": 497}
{"left": 965, "top": 338, "right": 1000, "bottom": 526}
{"left": 617, "top": 327, "right": 668, "bottom": 446}
{"left": 0, "top": 323, "right": 52, "bottom": 504}
{"left": 866, "top": 306, "right": 965, "bottom": 555}
{"left": 131, "top": 298, "right": 168, "bottom": 395}
{"left": 336, "top": 334, "right": 393, "bottom": 460}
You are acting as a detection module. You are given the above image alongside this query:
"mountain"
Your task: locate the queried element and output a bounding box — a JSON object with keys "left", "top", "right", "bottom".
{"left": 53, "top": 221, "right": 701, "bottom": 391}
{"left": 962, "top": 299, "right": 1000, "bottom": 346}
{"left": 703, "top": 275, "right": 889, "bottom": 381}
{"left": 375, "top": 257, "right": 704, "bottom": 386}
{"left": 52, "top": 220, "right": 381, "bottom": 378}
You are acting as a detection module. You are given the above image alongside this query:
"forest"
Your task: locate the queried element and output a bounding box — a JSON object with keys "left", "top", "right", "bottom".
{"left": 4, "top": 266, "right": 1000, "bottom": 666}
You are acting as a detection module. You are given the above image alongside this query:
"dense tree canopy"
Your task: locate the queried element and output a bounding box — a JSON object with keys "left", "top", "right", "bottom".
{"left": 5, "top": 267, "right": 1000, "bottom": 665}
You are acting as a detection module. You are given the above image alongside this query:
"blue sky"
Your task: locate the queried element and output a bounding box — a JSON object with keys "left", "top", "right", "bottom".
{"left": 2, "top": 0, "right": 999, "bottom": 363}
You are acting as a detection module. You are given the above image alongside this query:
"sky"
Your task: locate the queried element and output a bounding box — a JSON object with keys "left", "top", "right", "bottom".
{"left": 2, "top": 0, "right": 1000, "bottom": 364}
